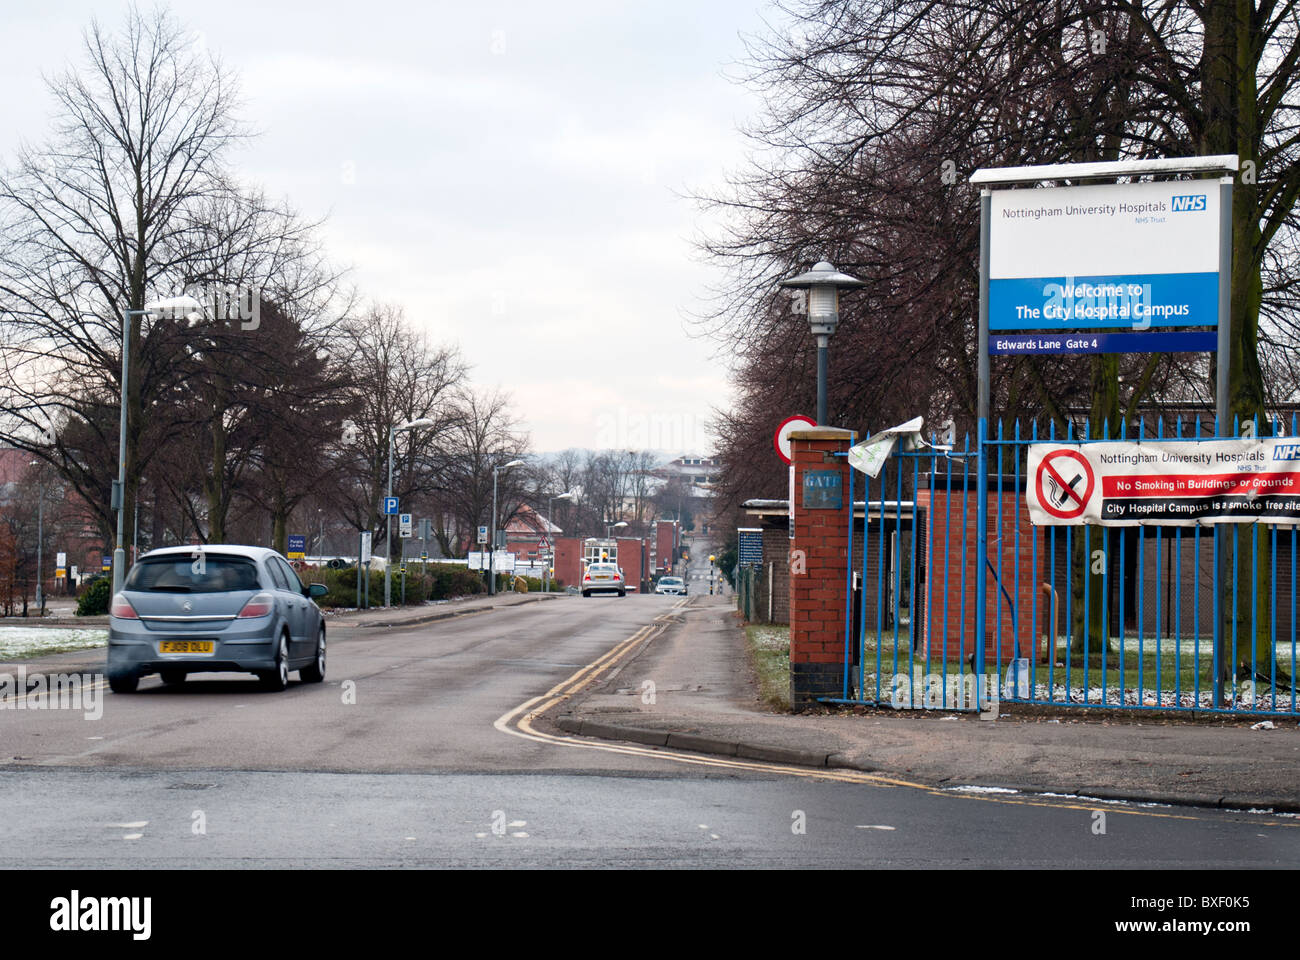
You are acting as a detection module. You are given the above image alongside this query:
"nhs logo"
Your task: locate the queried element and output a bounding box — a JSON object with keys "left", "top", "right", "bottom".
{"left": 1273, "top": 443, "right": 1300, "bottom": 461}
{"left": 1171, "top": 194, "right": 1207, "bottom": 212}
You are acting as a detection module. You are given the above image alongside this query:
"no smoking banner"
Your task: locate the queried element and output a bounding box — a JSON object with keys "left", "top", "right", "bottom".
{"left": 1028, "top": 447, "right": 1096, "bottom": 523}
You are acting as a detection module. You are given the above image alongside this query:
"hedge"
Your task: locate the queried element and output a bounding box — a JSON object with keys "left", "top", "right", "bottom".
{"left": 76, "top": 577, "right": 112, "bottom": 616}
{"left": 299, "top": 564, "right": 488, "bottom": 608}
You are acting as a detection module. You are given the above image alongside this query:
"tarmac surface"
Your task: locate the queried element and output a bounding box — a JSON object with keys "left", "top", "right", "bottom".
{"left": 8, "top": 585, "right": 1300, "bottom": 810}
{"left": 3, "top": 588, "right": 1299, "bottom": 867}
{"left": 548, "top": 594, "right": 1300, "bottom": 813}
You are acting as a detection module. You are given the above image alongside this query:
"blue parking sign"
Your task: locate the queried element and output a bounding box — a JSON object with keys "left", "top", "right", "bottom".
{"left": 383, "top": 497, "right": 399, "bottom": 515}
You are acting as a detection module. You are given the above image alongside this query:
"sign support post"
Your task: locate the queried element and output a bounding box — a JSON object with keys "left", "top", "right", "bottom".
{"left": 976, "top": 188, "right": 992, "bottom": 709}
{"left": 1213, "top": 175, "right": 1234, "bottom": 707}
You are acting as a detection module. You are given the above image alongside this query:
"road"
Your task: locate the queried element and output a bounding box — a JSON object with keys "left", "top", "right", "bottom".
{"left": 2, "top": 595, "right": 1298, "bottom": 867}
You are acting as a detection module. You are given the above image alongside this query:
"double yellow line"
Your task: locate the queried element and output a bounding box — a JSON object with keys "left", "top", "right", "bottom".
{"left": 494, "top": 601, "right": 1300, "bottom": 827}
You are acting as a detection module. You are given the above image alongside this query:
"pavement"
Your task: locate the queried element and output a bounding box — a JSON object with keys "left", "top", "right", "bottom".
{"left": 548, "top": 595, "right": 1300, "bottom": 813}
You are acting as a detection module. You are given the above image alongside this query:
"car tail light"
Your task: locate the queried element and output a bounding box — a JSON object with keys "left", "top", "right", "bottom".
{"left": 584, "top": 574, "right": 591, "bottom": 581}
{"left": 237, "top": 592, "right": 275, "bottom": 618}
{"left": 110, "top": 594, "right": 138, "bottom": 619}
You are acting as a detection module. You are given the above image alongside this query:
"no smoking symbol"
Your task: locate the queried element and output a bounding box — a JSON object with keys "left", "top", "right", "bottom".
{"left": 1036, "top": 450, "right": 1095, "bottom": 520}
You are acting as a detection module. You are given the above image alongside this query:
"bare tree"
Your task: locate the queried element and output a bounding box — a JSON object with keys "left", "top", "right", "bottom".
{"left": 0, "top": 7, "right": 247, "bottom": 546}
{"left": 325, "top": 304, "right": 465, "bottom": 556}
{"left": 431, "top": 388, "right": 529, "bottom": 556}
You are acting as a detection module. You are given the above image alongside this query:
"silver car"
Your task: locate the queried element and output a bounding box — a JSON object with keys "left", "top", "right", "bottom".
{"left": 654, "top": 576, "right": 687, "bottom": 596}
{"left": 106, "top": 545, "right": 329, "bottom": 693}
{"left": 581, "top": 562, "right": 626, "bottom": 597}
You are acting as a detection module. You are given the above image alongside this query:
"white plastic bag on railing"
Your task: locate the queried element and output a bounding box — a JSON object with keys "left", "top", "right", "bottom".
{"left": 847, "top": 416, "right": 925, "bottom": 478}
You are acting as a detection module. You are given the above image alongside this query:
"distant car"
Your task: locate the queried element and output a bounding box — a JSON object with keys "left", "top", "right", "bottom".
{"left": 106, "top": 544, "right": 329, "bottom": 693}
{"left": 582, "top": 562, "right": 626, "bottom": 597}
{"left": 654, "top": 576, "right": 687, "bottom": 596}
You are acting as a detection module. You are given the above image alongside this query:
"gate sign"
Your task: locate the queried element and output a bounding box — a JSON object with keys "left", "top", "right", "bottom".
{"left": 802, "top": 470, "right": 843, "bottom": 510}
{"left": 737, "top": 527, "right": 763, "bottom": 566}
{"left": 990, "top": 180, "right": 1220, "bottom": 332}
{"left": 1028, "top": 438, "right": 1300, "bottom": 526}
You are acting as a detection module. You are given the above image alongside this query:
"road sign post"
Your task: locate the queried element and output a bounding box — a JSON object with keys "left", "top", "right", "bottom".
{"left": 358, "top": 530, "right": 372, "bottom": 609}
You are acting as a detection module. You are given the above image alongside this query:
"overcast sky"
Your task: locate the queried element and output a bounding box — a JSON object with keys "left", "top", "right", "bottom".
{"left": 2, "top": 1, "right": 781, "bottom": 455}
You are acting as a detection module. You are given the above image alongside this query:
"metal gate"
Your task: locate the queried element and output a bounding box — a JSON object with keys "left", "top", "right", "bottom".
{"left": 831, "top": 416, "right": 1300, "bottom": 717}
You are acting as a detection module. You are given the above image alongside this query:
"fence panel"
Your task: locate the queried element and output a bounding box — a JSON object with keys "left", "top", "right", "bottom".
{"left": 830, "top": 416, "right": 1300, "bottom": 717}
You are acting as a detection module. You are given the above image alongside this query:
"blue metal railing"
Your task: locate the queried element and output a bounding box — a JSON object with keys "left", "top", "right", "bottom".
{"left": 826, "top": 415, "right": 1300, "bottom": 717}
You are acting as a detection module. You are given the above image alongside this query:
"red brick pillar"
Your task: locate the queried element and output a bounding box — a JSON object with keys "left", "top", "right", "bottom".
{"left": 788, "top": 427, "right": 854, "bottom": 709}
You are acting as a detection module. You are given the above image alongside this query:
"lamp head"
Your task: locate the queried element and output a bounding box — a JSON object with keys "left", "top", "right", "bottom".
{"left": 144, "top": 296, "right": 204, "bottom": 323}
{"left": 778, "top": 261, "right": 864, "bottom": 337}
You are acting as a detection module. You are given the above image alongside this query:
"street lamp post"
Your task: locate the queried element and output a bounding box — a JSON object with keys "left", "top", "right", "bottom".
{"left": 113, "top": 297, "right": 202, "bottom": 597}
{"left": 490, "top": 460, "right": 526, "bottom": 595}
{"left": 778, "top": 261, "right": 865, "bottom": 425}
{"left": 545, "top": 491, "right": 575, "bottom": 593}
{"left": 133, "top": 477, "right": 144, "bottom": 563}
{"left": 385, "top": 418, "right": 436, "bottom": 607}
{"left": 29, "top": 461, "right": 43, "bottom": 615}
{"left": 604, "top": 520, "right": 628, "bottom": 571}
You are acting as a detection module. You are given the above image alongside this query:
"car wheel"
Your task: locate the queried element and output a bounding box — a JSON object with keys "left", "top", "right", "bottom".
{"left": 582, "top": 590, "right": 590, "bottom": 597}
{"left": 259, "top": 633, "right": 290, "bottom": 692}
{"left": 300, "top": 627, "right": 326, "bottom": 683}
{"left": 618, "top": 590, "right": 626, "bottom": 597}
{"left": 108, "top": 672, "right": 138, "bottom": 694}
{"left": 160, "top": 669, "right": 187, "bottom": 685}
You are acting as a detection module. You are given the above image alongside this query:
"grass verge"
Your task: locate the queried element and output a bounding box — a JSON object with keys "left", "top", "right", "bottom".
{"left": 745, "top": 624, "right": 790, "bottom": 711}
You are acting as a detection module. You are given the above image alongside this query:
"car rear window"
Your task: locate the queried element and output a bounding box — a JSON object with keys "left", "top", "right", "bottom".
{"left": 125, "top": 556, "right": 262, "bottom": 593}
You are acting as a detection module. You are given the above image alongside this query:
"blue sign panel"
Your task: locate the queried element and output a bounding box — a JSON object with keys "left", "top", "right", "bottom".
{"left": 802, "top": 470, "right": 843, "bottom": 510}
{"left": 989, "top": 330, "right": 1218, "bottom": 356}
{"left": 738, "top": 528, "right": 763, "bottom": 566}
{"left": 382, "top": 497, "right": 399, "bottom": 515}
{"left": 989, "top": 273, "right": 1219, "bottom": 331}
{"left": 287, "top": 535, "right": 305, "bottom": 551}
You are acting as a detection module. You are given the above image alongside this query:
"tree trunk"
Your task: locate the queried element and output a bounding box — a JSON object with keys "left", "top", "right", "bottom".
{"left": 271, "top": 497, "right": 288, "bottom": 556}
{"left": 1070, "top": 356, "right": 1122, "bottom": 658}
{"left": 204, "top": 388, "right": 229, "bottom": 543}
{"left": 1202, "top": 0, "right": 1273, "bottom": 697}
